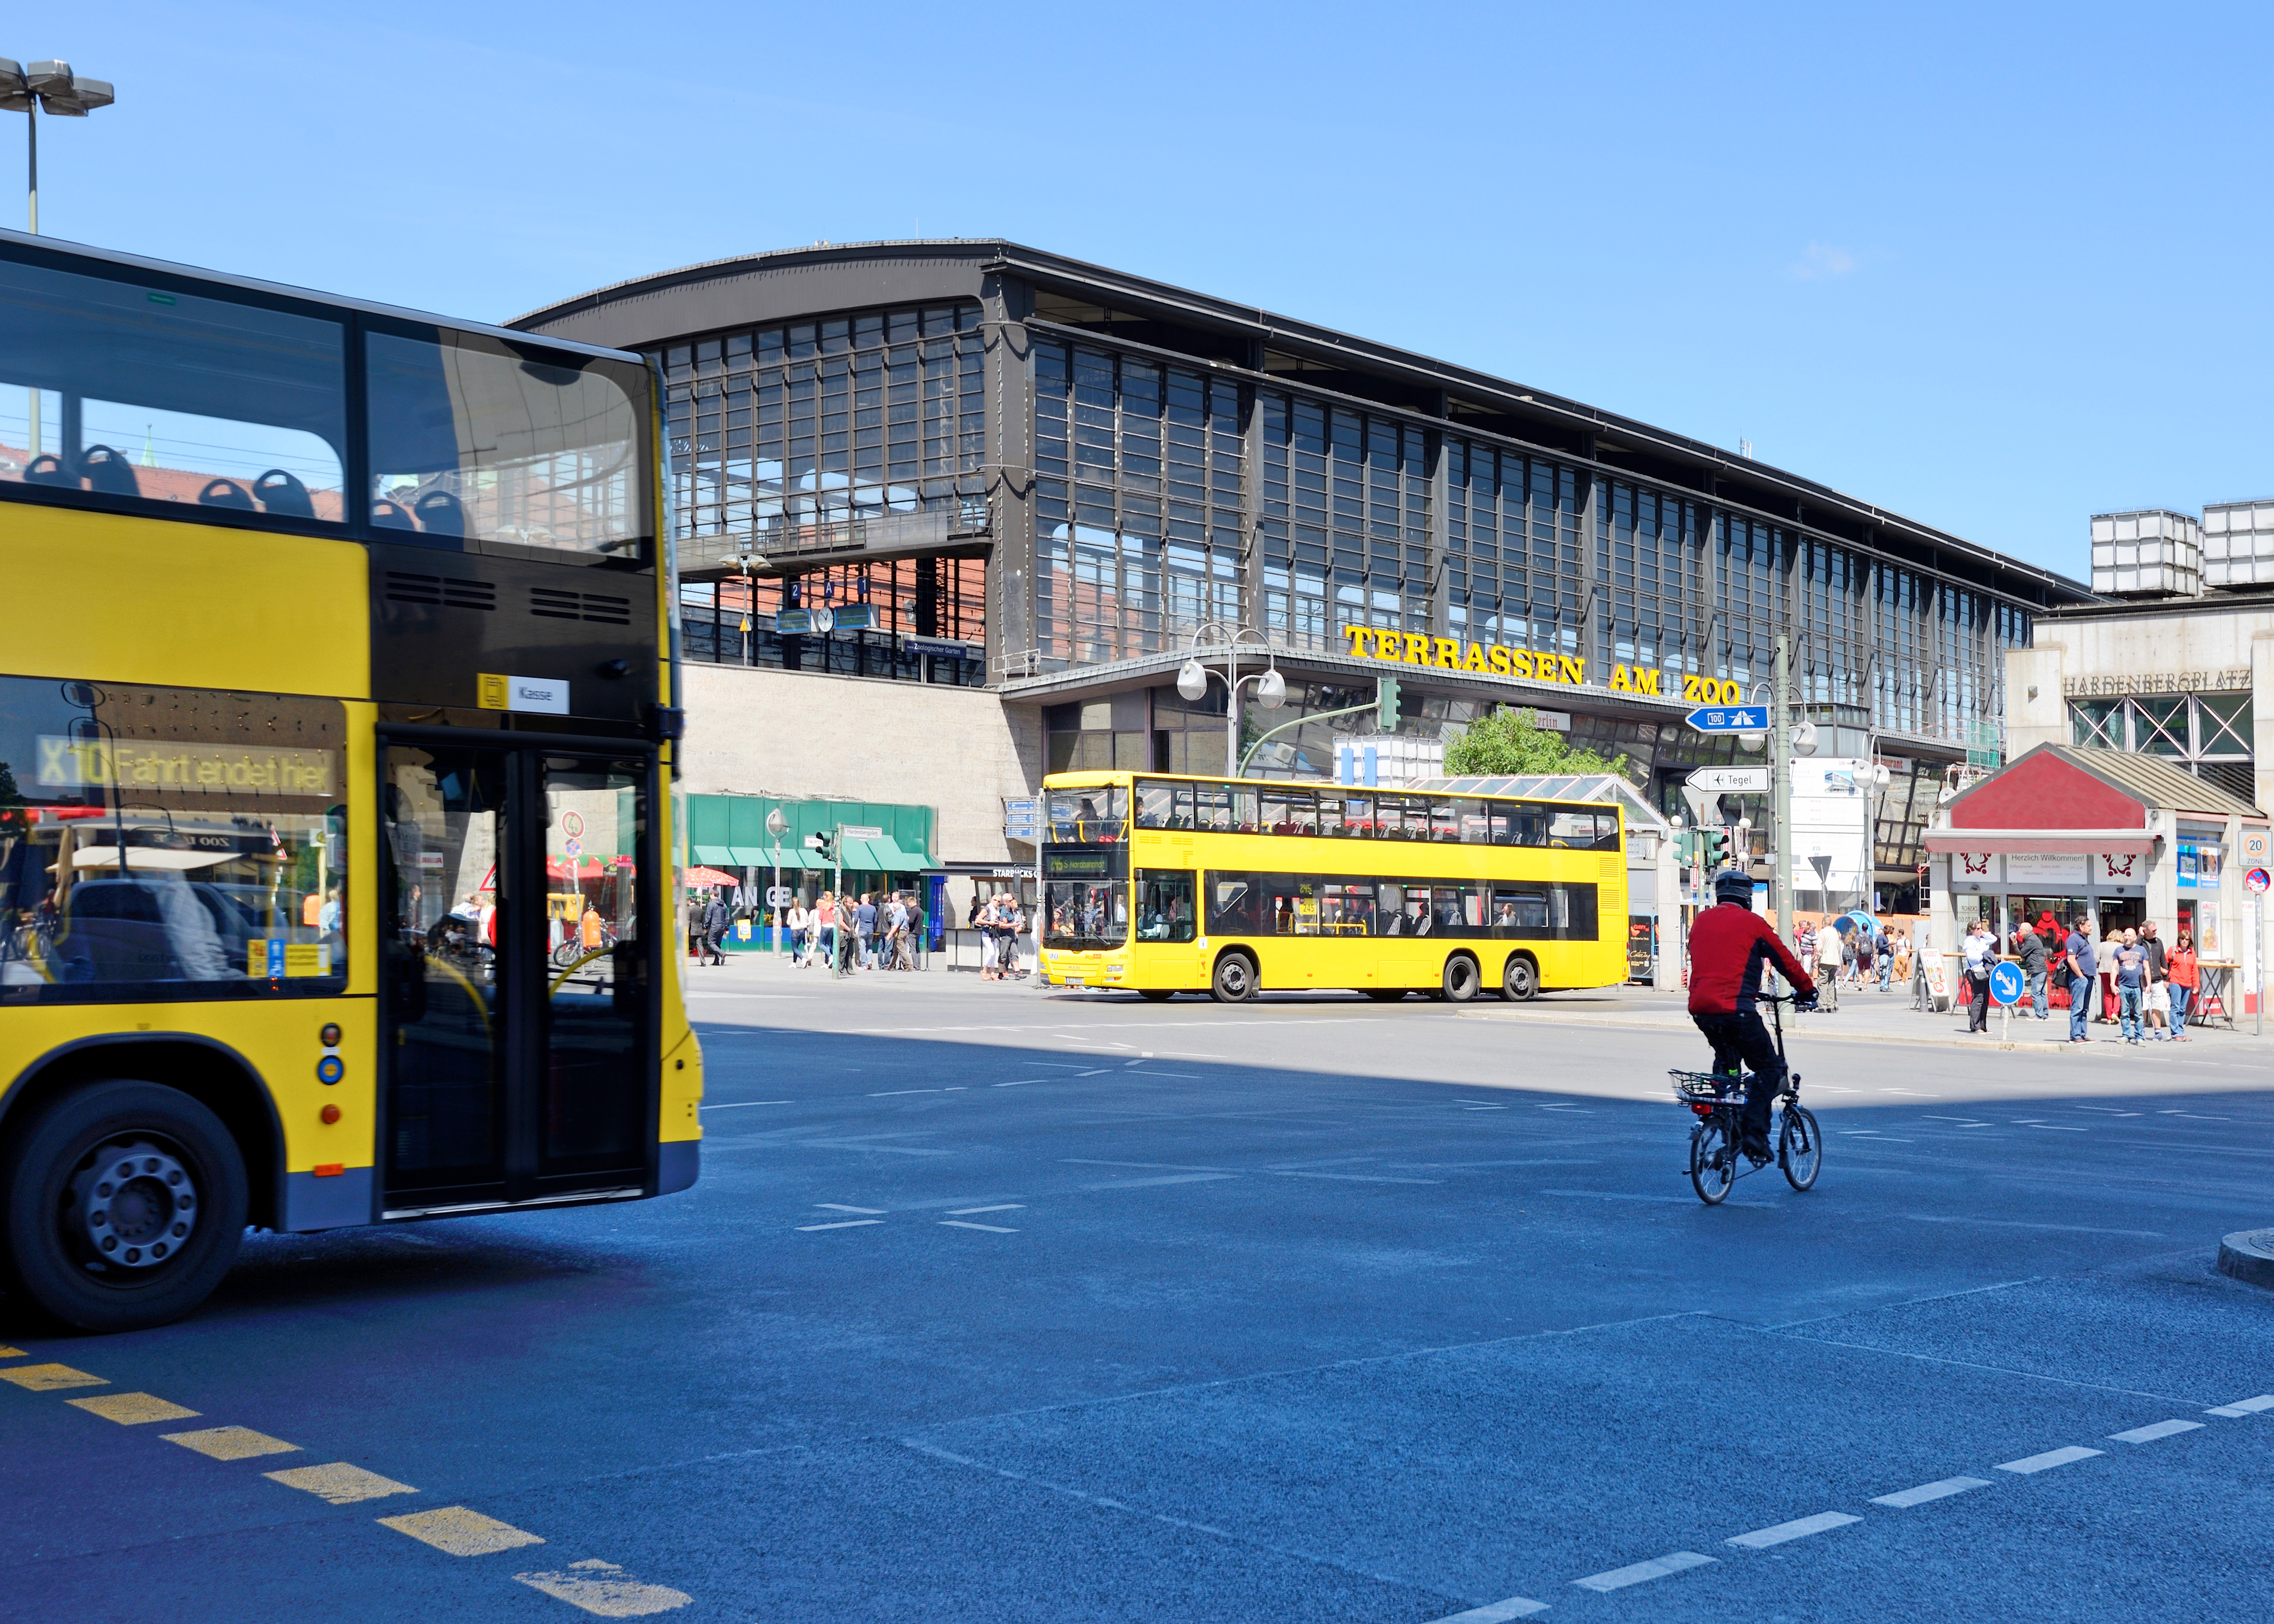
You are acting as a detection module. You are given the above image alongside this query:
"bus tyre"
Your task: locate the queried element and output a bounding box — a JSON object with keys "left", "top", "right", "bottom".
{"left": 1210, "top": 952, "right": 1257, "bottom": 1004}
{"left": 1501, "top": 954, "right": 1540, "bottom": 1002}
{"left": 1137, "top": 988, "right": 1175, "bottom": 1002}
{"left": 1442, "top": 955, "right": 1481, "bottom": 1003}
{"left": 1363, "top": 988, "right": 1407, "bottom": 1001}
{"left": 0, "top": 1080, "right": 248, "bottom": 1334}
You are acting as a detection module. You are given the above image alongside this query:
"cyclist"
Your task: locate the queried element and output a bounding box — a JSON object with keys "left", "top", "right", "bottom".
{"left": 1688, "top": 869, "right": 1817, "bottom": 1163}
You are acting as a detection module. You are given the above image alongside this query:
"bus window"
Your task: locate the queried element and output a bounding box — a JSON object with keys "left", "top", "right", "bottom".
{"left": 1376, "top": 882, "right": 1406, "bottom": 932}
{"left": 1228, "top": 785, "right": 1261, "bottom": 834}
{"left": 1275, "top": 877, "right": 1319, "bottom": 935}
{"left": 1260, "top": 787, "right": 1293, "bottom": 835}
{"left": 1372, "top": 797, "right": 1409, "bottom": 840}
{"left": 1429, "top": 800, "right": 1461, "bottom": 843}
{"left": 1493, "top": 887, "right": 1552, "bottom": 936}
{"left": 1320, "top": 881, "right": 1375, "bottom": 935}
{"left": 1134, "top": 871, "right": 1195, "bottom": 942}
{"left": 1340, "top": 794, "right": 1372, "bottom": 836}
{"left": 1046, "top": 785, "right": 1128, "bottom": 843}
{"left": 0, "top": 256, "right": 347, "bottom": 522}
{"left": 1283, "top": 791, "right": 1318, "bottom": 837}
{"left": 1171, "top": 784, "right": 1196, "bottom": 828}
{"left": 366, "top": 328, "right": 648, "bottom": 555}
{"left": 1549, "top": 808, "right": 1605, "bottom": 849}
{"left": 1594, "top": 812, "right": 1623, "bottom": 852}
{"left": 1135, "top": 781, "right": 1175, "bottom": 830}
{"left": 1205, "top": 873, "right": 1260, "bottom": 934}
{"left": 1486, "top": 806, "right": 1516, "bottom": 844}
{"left": 1457, "top": 799, "right": 1492, "bottom": 843}
{"left": 1512, "top": 804, "right": 1551, "bottom": 846}
{"left": 1042, "top": 878, "right": 1125, "bottom": 949}
{"left": 1429, "top": 886, "right": 1483, "bottom": 934}
{"left": 1195, "top": 782, "right": 1233, "bottom": 832}
{"left": 1315, "top": 791, "right": 1346, "bottom": 838}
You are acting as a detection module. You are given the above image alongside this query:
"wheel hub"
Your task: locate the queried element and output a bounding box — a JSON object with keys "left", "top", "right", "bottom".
{"left": 70, "top": 1140, "right": 197, "bottom": 1269}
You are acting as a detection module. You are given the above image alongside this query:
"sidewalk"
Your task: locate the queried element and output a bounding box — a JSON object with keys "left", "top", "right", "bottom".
{"left": 1462, "top": 981, "right": 2274, "bottom": 1055}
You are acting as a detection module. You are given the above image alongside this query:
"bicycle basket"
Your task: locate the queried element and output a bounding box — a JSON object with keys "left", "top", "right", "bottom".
{"left": 1669, "top": 1069, "right": 1747, "bottom": 1104}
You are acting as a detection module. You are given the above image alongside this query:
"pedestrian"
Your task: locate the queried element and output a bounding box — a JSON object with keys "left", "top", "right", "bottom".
{"left": 2062, "top": 913, "right": 2096, "bottom": 1042}
{"left": 1874, "top": 921, "right": 1893, "bottom": 992}
{"left": 2113, "top": 928, "right": 2147, "bottom": 1044}
{"left": 907, "top": 892, "right": 927, "bottom": 971}
{"left": 1004, "top": 894, "right": 1029, "bottom": 979}
{"left": 786, "top": 898, "right": 809, "bottom": 964}
{"left": 2013, "top": 919, "right": 2050, "bottom": 1019}
{"left": 1961, "top": 918, "right": 1993, "bottom": 1032}
{"left": 813, "top": 890, "right": 835, "bottom": 971}
{"left": 1854, "top": 922, "right": 1875, "bottom": 990}
{"left": 2167, "top": 928, "right": 2198, "bottom": 1041}
{"left": 834, "top": 890, "right": 858, "bottom": 977}
{"left": 2138, "top": 921, "right": 2171, "bottom": 1041}
{"left": 856, "top": 892, "right": 879, "bottom": 970}
{"left": 1814, "top": 918, "right": 1842, "bottom": 1011}
{"left": 702, "top": 892, "right": 730, "bottom": 965}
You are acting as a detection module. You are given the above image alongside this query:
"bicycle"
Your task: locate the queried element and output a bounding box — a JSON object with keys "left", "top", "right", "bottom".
{"left": 1668, "top": 993, "right": 1821, "bottom": 1205}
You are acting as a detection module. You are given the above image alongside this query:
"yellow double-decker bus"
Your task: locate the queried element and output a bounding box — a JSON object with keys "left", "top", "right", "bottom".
{"left": 1036, "top": 771, "right": 1628, "bottom": 1002}
{"left": 0, "top": 230, "right": 701, "bottom": 1331}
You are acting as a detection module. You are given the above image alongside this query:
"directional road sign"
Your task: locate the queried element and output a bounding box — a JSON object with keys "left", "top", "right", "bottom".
{"left": 1988, "top": 961, "right": 2024, "bottom": 1006}
{"left": 841, "top": 824, "right": 884, "bottom": 839}
{"left": 1685, "top": 704, "right": 1770, "bottom": 734}
{"left": 1686, "top": 767, "right": 1768, "bottom": 795}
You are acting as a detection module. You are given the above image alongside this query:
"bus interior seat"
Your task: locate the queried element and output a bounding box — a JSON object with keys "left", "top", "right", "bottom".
{"left": 254, "top": 467, "right": 315, "bottom": 517}
{"left": 23, "top": 453, "right": 75, "bottom": 487}
{"left": 371, "top": 498, "right": 413, "bottom": 528}
{"left": 197, "top": 478, "right": 258, "bottom": 510}
{"left": 80, "top": 444, "right": 142, "bottom": 497}
{"left": 414, "top": 488, "right": 466, "bottom": 536}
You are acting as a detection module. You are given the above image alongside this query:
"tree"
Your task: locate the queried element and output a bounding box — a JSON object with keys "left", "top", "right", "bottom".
{"left": 1442, "top": 706, "right": 1629, "bottom": 779}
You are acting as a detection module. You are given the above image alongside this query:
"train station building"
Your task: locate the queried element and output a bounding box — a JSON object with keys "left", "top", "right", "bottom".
{"left": 512, "top": 240, "right": 2095, "bottom": 916}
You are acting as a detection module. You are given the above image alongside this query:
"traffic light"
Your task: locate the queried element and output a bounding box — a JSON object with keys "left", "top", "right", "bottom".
{"left": 806, "top": 831, "right": 836, "bottom": 864}
{"left": 1700, "top": 827, "right": 1729, "bottom": 870}
{"left": 1377, "top": 674, "right": 1401, "bottom": 731}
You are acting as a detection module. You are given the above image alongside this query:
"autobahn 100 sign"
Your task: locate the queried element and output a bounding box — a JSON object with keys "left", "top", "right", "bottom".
{"left": 1988, "top": 961, "right": 2024, "bottom": 1006}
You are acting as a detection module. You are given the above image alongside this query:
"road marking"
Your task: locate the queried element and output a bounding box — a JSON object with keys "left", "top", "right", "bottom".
{"left": 1464, "top": 1106, "right": 1511, "bottom": 1111}
{"left": 1871, "top": 1476, "right": 1992, "bottom": 1508}
{"left": 944, "top": 1087, "right": 968, "bottom": 1091}
{"left": 381, "top": 1506, "right": 546, "bottom": 1555}
{"left": 1430, "top": 1597, "right": 1550, "bottom": 1621}
{"left": 994, "top": 1081, "right": 1040, "bottom": 1087}
{"left": 2206, "top": 1395, "right": 2274, "bottom": 1417}
{"left": 163, "top": 1426, "right": 300, "bottom": 1461}
{"left": 0, "top": 1363, "right": 106, "bottom": 1392}
{"left": 948, "top": 1204, "right": 1024, "bottom": 1215}
{"left": 816, "top": 1204, "right": 885, "bottom": 1213}
{"left": 0, "top": 1346, "right": 23, "bottom": 1358}
{"left": 940, "top": 1220, "right": 1017, "bottom": 1233}
{"left": 796, "top": 1219, "right": 883, "bottom": 1231}
{"left": 1996, "top": 1446, "right": 2102, "bottom": 1474}
{"left": 68, "top": 1392, "right": 199, "bottom": 1425}
{"left": 868, "top": 1088, "right": 941, "bottom": 1096}
{"left": 1076, "top": 1069, "right": 1109, "bottom": 1076}
{"left": 1726, "top": 1510, "right": 1861, "bottom": 1548}
{"left": 265, "top": 1462, "right": 419, "bottom": 1504}
{"left": 516, "top": 1560, "right": 692, "bottom": 1616}
{"left": 2011, "top": 1121, "right": 2086, "bottom": 1131}
{"left": 1573, "top": 1550, "right": 1714, "bottom": 1591}
{"left": 2108, "top": 1420, "right": 2203, "bottom": 1444}
{"left": 1266, "top": 1169, "right": 1442, "bottom": 1184}
{"left": 1903, "top": 1216, "right": 2164, "bottom": 1237}
{"left": 699, "top": 1101, "right": 791, "bottom": 1110}
{"left": 1081, "top": 1173, "right": 1238, "bottom": 1190}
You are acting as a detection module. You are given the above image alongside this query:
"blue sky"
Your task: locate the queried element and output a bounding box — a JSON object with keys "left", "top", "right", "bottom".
{"left": 11, "top": 1, "right": 2269, "bottom": 577}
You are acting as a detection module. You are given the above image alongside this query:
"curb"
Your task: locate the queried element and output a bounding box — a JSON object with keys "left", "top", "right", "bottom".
{"left": 2217, "top": 1229, "right": 2274, "bottom": 1290}
{"left": 1455, "top": 1010, "right": 2187, "bottom": 1057}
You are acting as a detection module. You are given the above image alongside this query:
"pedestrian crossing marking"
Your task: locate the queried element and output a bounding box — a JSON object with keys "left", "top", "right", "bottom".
{"left": 265, "top": 1461, "right": 418, "bottom": 1504}
{"left": 380, "top": 1506, "right": 546, "bottom": 1555}
{"left": 163, "top": 1425, "right": 301, "bottom": 1461}
{"left": 0, "top": 1363, "right": 106, "bottom": 1391}
{"left": 68, "top": 1392, "right": 199, "bottom": 1425}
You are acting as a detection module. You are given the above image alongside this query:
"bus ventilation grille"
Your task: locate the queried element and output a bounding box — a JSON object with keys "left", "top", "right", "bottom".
{"left": 385, "top": 572, "right": 496, "bottom": 611}
{"left": 530, "top": 586, "right": 632, "bottom": 625}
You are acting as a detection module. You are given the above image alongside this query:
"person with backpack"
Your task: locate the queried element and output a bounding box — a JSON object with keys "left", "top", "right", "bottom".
{"left": 701, "top": 893, "right": 730, "bottom": 966}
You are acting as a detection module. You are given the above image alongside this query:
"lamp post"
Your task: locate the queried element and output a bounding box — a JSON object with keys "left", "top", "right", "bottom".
{"left": 1175, "top": 620, "right": 1285, "bottom": 776}
{"left": 765, "top": 807, "right": 788, "bottom": 956}
{"left": 0, "top": 59, "right": 116, "bottom": 234}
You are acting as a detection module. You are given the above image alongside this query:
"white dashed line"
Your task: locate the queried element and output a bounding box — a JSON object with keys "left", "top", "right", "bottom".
{"left": 869, "top": 1088, "right": 942, "bottom": 1096}
{"left": 700, "top": 1101, "right": 792, "bottom": 1110}
{"left": 947, "top": 1205, "right": 1024, "bottom": 1215}
{"left": 1725, "top": 1510, "right": 1860, "bottom": 1548}
{"left": 1431, "top": 1597, "right": 1549, "bottom": 1621}
{"left": 994, "top": 1081, "right": 1040, "bottom": 1087}
{"left": 1870, "top": 1476, "right": 1992, "bottom": 1508}
{"left": 1573, "top": 1551, "right": 1714, "bottom": 1591}
{"left": 1076, "top": 1069, "right": 1109, "bottom": 1076}
{"left": 1996, "top": 1446, "right": 2102, "bottom": 1474}
{"left": 796, "top": 1219, "right": 883, "bottom": 1232}
{"left": 2204, "top": 1395, "right": 2274, "bottom": 1417}
{"left": 816, "top": 1204, "right": 885, "bottom": 1214}
{"left": 2108, "top": 1420, "right": 2202, "bottom": 1444}
{"left": 939, "top": 1220, "right": 1017, "bottom": 1233}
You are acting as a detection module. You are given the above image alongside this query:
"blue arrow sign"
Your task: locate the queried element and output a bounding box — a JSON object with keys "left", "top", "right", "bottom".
{"left": 1988, "top": 961, "right": 2024, "bottom": 1006}
{"left": 1684, "top": 704, "right": 1770, "bottom": 734}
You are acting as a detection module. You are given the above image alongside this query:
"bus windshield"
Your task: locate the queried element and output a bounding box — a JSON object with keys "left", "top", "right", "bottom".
{"left": 1046, "top": 785, "right": 1127, "bottom": 844}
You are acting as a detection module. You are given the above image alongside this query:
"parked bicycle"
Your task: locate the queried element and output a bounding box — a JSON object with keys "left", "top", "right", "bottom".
{"left": 1669, "top": 992, "right": 1821, "bottom": 1205}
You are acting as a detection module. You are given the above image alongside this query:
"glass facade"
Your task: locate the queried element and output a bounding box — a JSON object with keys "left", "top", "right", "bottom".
{"left": 2071, "top": 691, "right": 2255, "bottom": 802}
{"left": 1258, "top": 398, "right": 1433, "bottom": 652}
{"left": 1594, "top": 480, "right": 1701, "bottom": 674}
{"left": 1032, "top": 341, "right": 1245, "bottom": 664}
{"left": 678, "top": 556, "right": 988, "bottom": 687}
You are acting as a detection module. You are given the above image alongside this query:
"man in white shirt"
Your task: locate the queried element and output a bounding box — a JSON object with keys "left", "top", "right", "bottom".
{"left": 1814, "top": 919, "right": 1842, "bottom": 1011}
{"left": 1961, "top": 919, "right": 1995, "bottom": 1032}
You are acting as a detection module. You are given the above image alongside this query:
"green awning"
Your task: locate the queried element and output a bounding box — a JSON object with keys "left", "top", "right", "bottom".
{"left": 690, "top": 844, "right": 737, "bottom": 866}
{"left": 867, "top": 837, "right": 937, "bottom": 871}
{"left": 729, "top": 844, "right": 816, "bottom": 869}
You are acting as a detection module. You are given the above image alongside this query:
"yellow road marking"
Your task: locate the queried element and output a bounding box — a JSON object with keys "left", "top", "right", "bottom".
{"left": 264, "top": 1462, "right": 417, "bottom": 1504}
{"left": 515, "top": 1562, "right": 692, "bottom": 1617}
{"left": 163, "top": 1426, "right": 301, "bottom": 1461}
{"left": 68, "top": 1392, "right": 200, "bottom": 1425}
{"left": 0, "top": 1364, "right": 106, "bottom": 1392}
{"left": 0, "top": 1346, "right": 25, "bottom": 1358}
{"left": 380, "top": 1506, "right": 546, "bottom": 1556}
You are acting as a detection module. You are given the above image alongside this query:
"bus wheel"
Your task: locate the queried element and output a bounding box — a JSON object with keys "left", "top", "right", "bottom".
{"left": 1363, "top": 988, "right": 1407, "bottom": 1001}
{"left": 1442, "top": 954, "right": 1481, "bottom": 1003}
{"left": 1137, "top": 989, "right": 1175, "bottom": 1002}
{"left": 1501, "top": 954, "right": 1540, "bottom": 1002}
{"left": 1210, "top": 952, "right": 1257, "bottom": 1004}
{"left": 0, "top": 1080, "right": 248, "bottom": 1334}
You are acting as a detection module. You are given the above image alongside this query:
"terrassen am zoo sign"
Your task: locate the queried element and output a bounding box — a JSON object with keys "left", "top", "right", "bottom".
{"left": 1340, "top": 626, "right": 1740, "bottom": 703}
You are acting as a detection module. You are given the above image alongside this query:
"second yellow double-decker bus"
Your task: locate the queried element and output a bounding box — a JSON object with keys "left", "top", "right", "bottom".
{"left": 1035, "top": 771, "right": 1627, "bottom": 1002}
{"left": 0, "top": 230, "right": 701, "bottom": 1332}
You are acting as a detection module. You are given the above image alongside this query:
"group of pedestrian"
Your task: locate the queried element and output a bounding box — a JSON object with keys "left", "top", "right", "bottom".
{"left": 969, "top": 890, "right": 1029, "bottom": 981}
{"left": 694, "top": 890, "right": 735, "bottom": 966}
{"left": 2043, "top": 914, "right": 2196, "bottom": 1044}
{"left": 1789, "top": 916, "right": 1904, "bottom": 1008}
{"left": 782, "top": 890, "right": 927, "bottom": 974}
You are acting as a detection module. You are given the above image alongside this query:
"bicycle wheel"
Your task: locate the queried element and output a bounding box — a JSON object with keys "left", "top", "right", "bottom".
{"left": 1779, "top": 1105, "right": 1822, "bottom": 1192}
{"left": 1689, "top": 1117, "right": 1735, "bottom": 1205}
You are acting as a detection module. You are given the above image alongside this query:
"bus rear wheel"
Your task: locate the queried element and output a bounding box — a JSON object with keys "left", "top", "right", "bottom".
{"left": 1210, "top": 952, "right": 1257, "bottom": 1004}
{"left": 0, "top": 1079, "right": 248, "bottom": 1333}
{"left": 1442, "top": 954, "right": 1481, "bottom": 1002}
{"left": 1137, "top": 988, "right": 1175, "bottom": 1002}
{"left": 1501, "top": 954, "right": 1540, "bottom": 1002}
{"left": 1363, "top": 988, "right": 1407, "bottom": 1001}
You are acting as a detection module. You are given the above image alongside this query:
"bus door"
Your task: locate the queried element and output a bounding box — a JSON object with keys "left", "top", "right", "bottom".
{"left": 1132, "top": 867, "right": 1203, "bottom": 986}
{"left": 379, "top": 735, "right": 654, "bottom": 1213}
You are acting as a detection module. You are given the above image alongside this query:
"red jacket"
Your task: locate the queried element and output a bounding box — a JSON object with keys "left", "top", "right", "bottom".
{"left": 1688, "top": 900, "right": 1817, "bottom": 1015}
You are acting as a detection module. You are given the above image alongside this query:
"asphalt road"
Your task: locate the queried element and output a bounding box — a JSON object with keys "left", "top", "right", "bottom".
{"left": 6, "top": 961, "right": 2272, "bottom": 1622}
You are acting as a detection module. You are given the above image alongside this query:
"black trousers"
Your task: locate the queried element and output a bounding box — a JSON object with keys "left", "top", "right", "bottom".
{"left": 1691, "top": 1009, "right": 1784, "bottom": 1142}
{"left": 1967, "top": 970, "right": 1991, "bottom": 1030}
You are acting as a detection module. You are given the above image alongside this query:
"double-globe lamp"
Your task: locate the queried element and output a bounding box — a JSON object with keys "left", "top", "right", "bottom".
{"left": 0, "top": 59, "right": 116, "bottom": 234}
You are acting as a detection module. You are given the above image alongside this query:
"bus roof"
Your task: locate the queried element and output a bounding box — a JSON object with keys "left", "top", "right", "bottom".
{"left": 0, "top": 227, "right": 644, "bottom": 368}
{"left": 1042, "top": 770, "right": 1622, "bottom": 813}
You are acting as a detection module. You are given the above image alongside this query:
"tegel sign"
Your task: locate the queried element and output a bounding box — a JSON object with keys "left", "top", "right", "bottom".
{"left": 1687, "top": 767, "right": 1769, "bottom": 794}
{"left": 1685, "top": 704, "right": 1769, "bottom": 734}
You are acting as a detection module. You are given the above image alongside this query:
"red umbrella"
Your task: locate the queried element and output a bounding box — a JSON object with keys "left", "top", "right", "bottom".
{"left": 685, "top": 865, "right": 738, "bottom": 887}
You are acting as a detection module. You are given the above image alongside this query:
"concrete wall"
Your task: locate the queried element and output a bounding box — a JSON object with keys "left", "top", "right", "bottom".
{"left": 675, "top": 662, "right": 1045, "bottom": 865}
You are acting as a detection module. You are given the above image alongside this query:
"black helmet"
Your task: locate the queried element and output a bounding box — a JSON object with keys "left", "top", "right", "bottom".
{"left": 1713, "top": 869, "right": 1755, "bottom": 907}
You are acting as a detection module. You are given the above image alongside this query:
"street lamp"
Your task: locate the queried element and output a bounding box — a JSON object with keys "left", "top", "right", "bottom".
{"left": 0, "top": 59, "right": 116, "bottom": 234}
{"left": 764, "top": 807, "right": 789, "bottom": 956}
{"left": 1176, "top": 620, "right": 1284, "bottom": 776}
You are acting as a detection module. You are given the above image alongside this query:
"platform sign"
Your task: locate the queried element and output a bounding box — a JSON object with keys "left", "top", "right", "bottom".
{"left": 1685, "top": 704, "right": 1770, "bottom": 734}
{"left": 1988, "top": 961, "right": 2024, "bottom": 1006}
